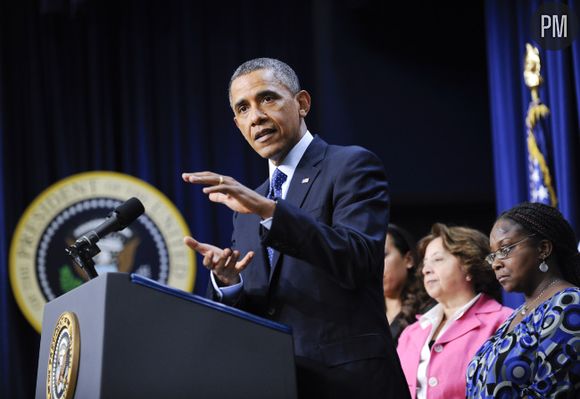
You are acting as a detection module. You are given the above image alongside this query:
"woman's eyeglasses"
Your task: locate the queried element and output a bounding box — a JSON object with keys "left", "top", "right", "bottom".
{"left": 485, "top": 235, "right": 535, "bottom": 266}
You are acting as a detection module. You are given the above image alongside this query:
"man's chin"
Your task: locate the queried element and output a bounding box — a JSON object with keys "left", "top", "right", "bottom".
{"left": 256, "top": 147, "right": 283, "bottom": 162}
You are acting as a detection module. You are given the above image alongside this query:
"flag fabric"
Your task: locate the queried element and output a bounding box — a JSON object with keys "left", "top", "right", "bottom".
{"left": 526, "top": 100, "right": 557, "bottom": 206}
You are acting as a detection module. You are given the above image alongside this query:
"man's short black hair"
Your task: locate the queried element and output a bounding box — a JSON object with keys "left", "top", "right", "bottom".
{"left": 229, "top": 58, "right": 301, "bottom": 106}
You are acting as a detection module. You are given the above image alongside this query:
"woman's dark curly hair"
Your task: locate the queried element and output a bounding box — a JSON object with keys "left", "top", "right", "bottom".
{"left": 387, "top": 224, "right": 434, "bottom": 327}
{"left": 417, "top": 223, "right": 503, "bottom": 303}
{"left": 498, "top": 202, "right": 580, "bottom": 286}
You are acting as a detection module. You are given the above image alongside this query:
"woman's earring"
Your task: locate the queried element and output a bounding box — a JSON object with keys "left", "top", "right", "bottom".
{"left": 539, "top": 258, "right": 549, "bottom": 273}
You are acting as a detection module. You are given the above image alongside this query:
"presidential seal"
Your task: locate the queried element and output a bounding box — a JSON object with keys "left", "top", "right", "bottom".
{"left": 10, "top": 171, "right": 196, "bottom": 332}
{"left": 46, "top": 312, "right": 80, "bottom": 399}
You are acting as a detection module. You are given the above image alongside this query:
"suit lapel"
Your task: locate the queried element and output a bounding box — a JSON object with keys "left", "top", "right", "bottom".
{"left": 283, "top": 165, "right": 321, "bottom": 208}
{"left": 284, "top": 136, "right": 325, "bottom": 208}
{"left": 268, "top": 136, "right": 327, "bottom": 281}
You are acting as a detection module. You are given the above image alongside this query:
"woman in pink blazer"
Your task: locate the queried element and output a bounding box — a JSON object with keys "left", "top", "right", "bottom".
{"left": 397, "top": 223, "right": 512, "bottom": 399}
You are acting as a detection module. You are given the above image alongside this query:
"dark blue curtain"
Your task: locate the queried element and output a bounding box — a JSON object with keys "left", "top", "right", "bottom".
{"left": 0, "top": 41, "right": 9, "bottom": 394}
{"left": 486, "top": 0, "right": 580, "bottom": 308}
{"left": 0, "top": 1, "right": 320, "bottom": 397}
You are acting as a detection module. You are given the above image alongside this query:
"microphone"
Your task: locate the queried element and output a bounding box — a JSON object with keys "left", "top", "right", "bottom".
{"left": 74, "top": 197, "right": 145, "bottom": 248}
{"left": 65, "top": 197, "right": 145, "bottom": 279}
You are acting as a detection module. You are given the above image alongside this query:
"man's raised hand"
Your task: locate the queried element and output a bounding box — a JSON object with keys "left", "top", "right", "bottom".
{"left": 182, "top": 171, "right": 275, "bottom": 219}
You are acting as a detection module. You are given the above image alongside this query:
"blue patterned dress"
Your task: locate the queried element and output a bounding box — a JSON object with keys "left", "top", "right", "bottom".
{"left": 466, "top": 287, "right": 580, "bottom": 398}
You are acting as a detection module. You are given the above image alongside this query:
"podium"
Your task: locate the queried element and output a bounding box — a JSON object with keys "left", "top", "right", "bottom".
{"left": 35, "top": 273, "right": 297, "bottom": 399}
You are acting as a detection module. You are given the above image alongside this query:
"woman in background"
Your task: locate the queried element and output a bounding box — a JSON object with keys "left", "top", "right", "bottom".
{"left": 466, "top": 202, "right": 580, "bottom": 398}
{"left": 383, "top": 224, "right": 433, "bottom": 344}
{"left": 397, "top": 223, "right": 512, "bottom": 399}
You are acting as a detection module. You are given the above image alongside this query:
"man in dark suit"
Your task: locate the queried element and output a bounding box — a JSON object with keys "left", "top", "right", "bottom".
{"left": 183, "top": 58, "right": 409, "bottom": 398}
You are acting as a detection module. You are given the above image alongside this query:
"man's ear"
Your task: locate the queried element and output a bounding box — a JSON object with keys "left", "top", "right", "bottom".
{"left": 296, "top": 90, "right": 311, "bottom": 118}
{"left": 233, "top": 116, "right": 240, "bottom": 129}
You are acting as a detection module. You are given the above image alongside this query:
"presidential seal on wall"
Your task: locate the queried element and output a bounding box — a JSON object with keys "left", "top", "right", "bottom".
{"left": 46, "top": 312, "right": 80, "bottom": 399}
{"left": 10, "top": 171, "right": 196, "bottom": 332}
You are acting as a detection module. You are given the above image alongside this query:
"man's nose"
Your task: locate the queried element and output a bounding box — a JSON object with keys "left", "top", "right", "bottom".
{"left": 250, "top": 106, "right": 267, "bottom": 125}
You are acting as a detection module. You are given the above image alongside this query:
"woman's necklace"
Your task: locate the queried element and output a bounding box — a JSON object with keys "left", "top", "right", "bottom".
{"left": 520, "top": 278, "right": 560, "bottom": 316}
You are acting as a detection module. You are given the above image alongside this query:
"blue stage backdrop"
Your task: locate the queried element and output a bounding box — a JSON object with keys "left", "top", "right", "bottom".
{"left": 486, "top": 0, "right": 580, "bottom": 308}
{"left": 0, "top": 44, "right": 8, "bottom": 396}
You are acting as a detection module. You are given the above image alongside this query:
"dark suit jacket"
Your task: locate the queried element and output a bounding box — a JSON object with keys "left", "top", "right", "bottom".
{"left": 214, "top": 136, "right": 409, "bottom": 398}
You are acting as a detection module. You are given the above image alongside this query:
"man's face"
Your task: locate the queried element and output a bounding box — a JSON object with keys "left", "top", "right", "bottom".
{"left": 230, "top": 69, "right": 309, "bottom": 164}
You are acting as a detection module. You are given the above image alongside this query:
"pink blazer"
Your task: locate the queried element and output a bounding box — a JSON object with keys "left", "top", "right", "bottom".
{"left": 396, "top": 294, "right": 512, "bottom": 399}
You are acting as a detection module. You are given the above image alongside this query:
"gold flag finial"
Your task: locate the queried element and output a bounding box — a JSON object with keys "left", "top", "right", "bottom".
{"left": 524, "top": 43, "right": 543, "bottom": 102}
{"left": 523, "top": 43, "right": 550, "bottom": 129}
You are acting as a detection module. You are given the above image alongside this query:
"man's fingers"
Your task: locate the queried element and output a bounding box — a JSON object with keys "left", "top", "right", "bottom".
{"left": 236, "top": 251, "right": 255, "bottom": 270}
{"left": 182, "top": 172, "right": 226, "bottom": 186}
{"left": 183, "top": 234, "right": 252, "bottom": 275}
{"left": 202, "top": 251, "right": 214, "bottom": 268}
{"left": 207, "top": 192, "right": 229, "bottom": 204}
{"left": 182, "top": 173, "right": 192, "bottom": 182}
{"left": 212, "top": 248, "right": 231, "bottom": 271}
{"left": 184, "top": 236, "right": 206, "bottom": 252}
{"left": 184, "top": 236, "right": 214, "bottom": 256}
{"left": 182, "top": 172, "right": 210, "bottom": 183}
{"left": 224, "top": 250, "right": 241, "bottom": 269}
{"left": 183, "top": 236, "right": 198, "bottom": 248}
{"left": 202, "top": 249, "right": 229, "bottom": 269}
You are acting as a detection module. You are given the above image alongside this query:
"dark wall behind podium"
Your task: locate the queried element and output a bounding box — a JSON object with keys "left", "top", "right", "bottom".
{"left": 0, "top": 1, "right": 492, "bottom": 397}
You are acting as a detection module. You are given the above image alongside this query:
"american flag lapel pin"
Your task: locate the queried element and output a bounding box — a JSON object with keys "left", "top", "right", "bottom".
{"left": 301, "top": 177, "right": 310, "bottom": 184}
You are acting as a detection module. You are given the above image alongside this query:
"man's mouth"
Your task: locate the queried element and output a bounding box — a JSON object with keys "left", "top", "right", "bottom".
{"left": 254, "top": 128, "right": 276, "bottom": 143}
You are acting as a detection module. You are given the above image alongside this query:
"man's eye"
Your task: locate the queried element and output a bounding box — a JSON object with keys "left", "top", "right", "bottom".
{"left": 499, "top": 247, "right": 511, "bottom": 257}
{"left": 263, "top": 96, "right": 273, "bottom": 103}
{"left": 238, "top": 105, "right": 248, "bottom": 113}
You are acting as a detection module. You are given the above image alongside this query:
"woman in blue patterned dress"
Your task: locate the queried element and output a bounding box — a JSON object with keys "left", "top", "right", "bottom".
{"left": 466, "top": 202, "right": 580, "bottom": 398}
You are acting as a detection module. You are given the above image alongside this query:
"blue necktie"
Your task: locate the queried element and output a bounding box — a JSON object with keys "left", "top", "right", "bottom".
{"left": 267, "top": 168, "right": 287, "bottom": 266}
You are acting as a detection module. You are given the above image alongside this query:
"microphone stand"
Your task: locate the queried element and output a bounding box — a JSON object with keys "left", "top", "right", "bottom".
{"left": 65, "top": 237, "right": 100, "bottom": 280}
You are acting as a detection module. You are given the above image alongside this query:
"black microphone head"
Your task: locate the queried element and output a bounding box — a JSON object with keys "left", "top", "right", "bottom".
{"left": 114, "top": 197, "right": 145, "bottom": 229}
